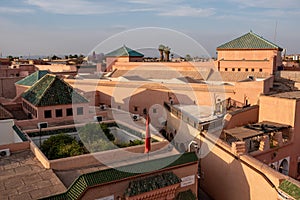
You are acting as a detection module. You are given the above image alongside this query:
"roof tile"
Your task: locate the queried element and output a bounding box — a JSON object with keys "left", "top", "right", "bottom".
{"left": 105, "top": 45, "right": 144, "bottom": 57}
{"left": 22, "top": 74, "right": 89, "bottom": 106}
{"left": 217, "top": 31, "right": 282, "bottom": 50}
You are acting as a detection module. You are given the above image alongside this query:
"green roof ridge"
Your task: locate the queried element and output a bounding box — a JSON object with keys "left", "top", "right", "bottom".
{"left": 16, "top": 70, "right": 49, "bottom": 86}
{"left": 279, "top": 180, "right": 300, "bottom": 199}
{"left": 41, "top": 152, "right": 198, "bottom": 200}
{"left": 22, "top": 74, "right": 89, "bottom": 107}
{"left": 217, "top": 31, "right": 282, "bottom": 50}
{"left": 105, "top": 45, "right": 144, "bottom": 57}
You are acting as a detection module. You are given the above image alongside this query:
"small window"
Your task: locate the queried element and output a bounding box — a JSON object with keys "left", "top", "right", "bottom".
{"left": 134, "top": 106, "right": 138, "bottom": 112}
{"left": 153, "top": 108, "right": 157, "bottom": 114}
{"left": 238, "top": 68, "right": 241, "bottom": 71}
{"left": 44, "top": 110, "right": 52, "bottom": 118}
{"left": 66, "top": 108, "right": 73, "bottom": 116}
{"left": 225, "top": 68, "right": 228, "bottom": 71}
{"left": 77, "top": 107, "right": 83, "bottom": 115}
{"left": 251, "top": 68, "right": 255, "bottom": 72}
{"left": 245, "top": 68, "right": 249, "bottom": 72}
{"left": 232, "top": 68, "right": 235, "bottom": 71}
{"left": 55, "top": 109, "right": 63, "bottom": 117}
{"left": 117, "top": 105, "right": 121, "bottom": 110}
{"left": 259, "top": 68, "right": 263, "bottom": 72}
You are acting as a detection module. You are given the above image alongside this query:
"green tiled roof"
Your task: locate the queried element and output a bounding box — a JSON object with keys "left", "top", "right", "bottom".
{"left": 279, "top": 180, "right": 300, "bottom": 200}
{"left": 176, "top": 189, "right": 196, "bottom": 200}
{"left": 12, "top": 125, "right": 28, "bottom": 142}
{"left": 125, "top": 172, "right": 180, "bottom": 197}
{"left": 41, "top": 152, "right": 198, "bottom": 200}
{"left": 217, "top": 31, "right": 282, "bottom": 50}
{"left": 105, "top": 45, "right": 144, "bottom": 57}
{"left": 22, "top": 74, "right": 89, "bottom": 107}
{"left": 15, "top": 70, "right": 49, "bottom": 86}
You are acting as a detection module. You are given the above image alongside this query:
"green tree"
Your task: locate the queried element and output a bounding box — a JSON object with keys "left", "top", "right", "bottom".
{"left": 78, "top": 123, "right": 115, "bottom": 153}
{"left": 164, "top": 46, "right": 171, "bottom": 62}
{"left": 158, "top": 44, "right": 165, "bottom": 61}
{"left": 40, "top": 134, "right": 85, "bottom": 160}
{"left": 185, "top": 54, "right": 193, "bottom": 61}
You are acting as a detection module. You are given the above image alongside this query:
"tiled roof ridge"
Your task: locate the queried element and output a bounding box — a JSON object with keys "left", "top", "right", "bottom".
{"left": 122, "top": 45, "right": 130, "bottom": 56}
{"left": 16, "top": 70, "right": 49, "bottom": 86}
{"left": 217, "top": 31, "right": 282, "bottom": 50}
{"left": 249, "top": 31, "right": 280, "bottom": 49}
{"left": 34, "top": 74, "right": 56, "bottom": 106}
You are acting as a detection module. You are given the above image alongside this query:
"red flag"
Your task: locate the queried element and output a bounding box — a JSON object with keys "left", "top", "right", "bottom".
{"left": 144, "top": 114, "right": 151, "bottom": 153}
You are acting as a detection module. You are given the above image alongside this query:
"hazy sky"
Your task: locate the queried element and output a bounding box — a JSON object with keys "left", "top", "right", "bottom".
{"left": 0, "top": 0, "right": 299, "bottom": 57}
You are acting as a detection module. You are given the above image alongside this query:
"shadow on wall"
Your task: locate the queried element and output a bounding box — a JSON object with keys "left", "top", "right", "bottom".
{"left": 200, "top": 143, "right": 251, "bottom": 200}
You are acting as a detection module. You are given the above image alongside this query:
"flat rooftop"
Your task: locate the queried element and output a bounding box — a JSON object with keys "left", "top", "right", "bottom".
{"left": 269, "top": 91, "right": 300, "bottom": 99}
{"left": 173, "top": 104, "right": 218, "bottom": 123}
{"left": 0, "top": 150, "right": 66, "bottom": 199}
{"left": 224, "top": 121, "right": 291, "bottom": 140}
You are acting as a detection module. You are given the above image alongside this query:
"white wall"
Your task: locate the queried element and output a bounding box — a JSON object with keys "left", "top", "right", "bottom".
{"left": 0, "top": 119, "right": 22, "bottom": 145}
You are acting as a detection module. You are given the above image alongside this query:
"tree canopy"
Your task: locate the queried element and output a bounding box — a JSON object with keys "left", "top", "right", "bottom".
{"left": 40, "top": 133, "right": 86, "bottom": 160}
{"left": 78, "top": 123, "right": 116, "bottom": 153}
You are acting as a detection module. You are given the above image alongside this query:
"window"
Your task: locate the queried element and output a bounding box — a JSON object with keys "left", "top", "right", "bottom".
{"left": 225, "top": 68, "right": 228, "bottom": 71}
{"left": 245, "top": 68, "right": 249, "bottom": 72}
{"left": 259, "top": 68, "right": 263, "bottom": 72}
{"left": 44, "top": 110, "right": 52, "bottom": 118}
{"left": 251, "top": 68, "right": 255, "bottom": 72}
{"left": 232, "top": 68, "right": 235, "bottom": 71}
{"left": 66, "top": 108, "right": 73, "bottom": 116}
{"left": 77, "top": 107, "right": 83, "bottom": 115}
{"left": 153, "top": 108, "right": 157, "bottom": 114}
{"left": 134, "top": 106, "right": 138, "bottom": 112}
{"left": 117, "top": 105, "right": 121, "bottom": 110}
{"left": 238, "top": 68, "right": 241, "bottom": 71}
{"left": 55, "top": 109, "right": 63, "bottom": 117}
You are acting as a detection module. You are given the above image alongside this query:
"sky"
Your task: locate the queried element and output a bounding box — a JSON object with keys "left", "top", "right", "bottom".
{"left": 0, "top": 0, "right": 299, "bottom": 57}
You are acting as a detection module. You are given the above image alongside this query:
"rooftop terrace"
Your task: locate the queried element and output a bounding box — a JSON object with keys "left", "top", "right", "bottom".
{"left": 0, "top": 150, "right": 66, "bottom": 200}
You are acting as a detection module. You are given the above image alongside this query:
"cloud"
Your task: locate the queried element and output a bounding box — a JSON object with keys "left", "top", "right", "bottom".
{"left": 228, "top": 0, "right": 300, "bottom": 9}
{"left": 159, "top": 6, "right": 215, "bottom": 17}
{"left": 26, "top": 0, "right": 117, "bottom": 15}
{"left": 25, "top": 0, "right": 215, "bottom": 17}
{"left": 0, "top": 7, "right": 34, "bottom": 14}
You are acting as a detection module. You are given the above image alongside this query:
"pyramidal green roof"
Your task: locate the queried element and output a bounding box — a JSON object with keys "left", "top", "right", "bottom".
{"left": 105, "top": 45, "right": 144, "bottom": 57}
{"left": 16, "top": 70, "right": 49, "bottom": 86}
{"left": 22, "top": 74, "right": 89, "bottom": 107}
{"left": 217, "top": 31, "right": 282, "bottom": 50}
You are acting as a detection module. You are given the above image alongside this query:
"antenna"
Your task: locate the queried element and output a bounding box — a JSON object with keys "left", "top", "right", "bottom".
{"left": 274, "top": 20, "right": 278, "bottom": 43}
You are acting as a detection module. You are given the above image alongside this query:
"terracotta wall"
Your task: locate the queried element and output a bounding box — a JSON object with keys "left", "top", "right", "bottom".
{"left": 253, "top": 95, "right": 299, "bottom": 178}
{"left": 49, "top": 141, "right": 169, "bottom": 170}
{"left": 35, "top": 64, "right": 77, "bottom": 72}
{"left": 0, "top": 141, "right": 30, "bottom": 152}
{"left": 167, "top": 112, "right": 292, "bottom": 200}
{"left": 0, "top": 77, "right": 23, "bottom": 98}
{"left": 278, "top": 71, "right": 300, "bottom": 82}
{"left": 15, "top": 84, "right": 30, "bottom": 97}
{"left": 66, "top": 78, "right": 266, "bottom": 113}
{"left": 217, "top": 49, "right": 282, "bottom": 74}
{"left": 223, "top": 105, "right": 259, "bottom": 130}
{"left": 112, "top": 61, "right": 216, "bottom": 72}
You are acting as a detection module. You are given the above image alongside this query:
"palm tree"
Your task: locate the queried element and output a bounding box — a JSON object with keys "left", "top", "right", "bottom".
{"left": 158, "top": 45, "right": 165, "bottom": 61}
{"left": 164, "top": 46, "right": 171, "bottom": 62}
